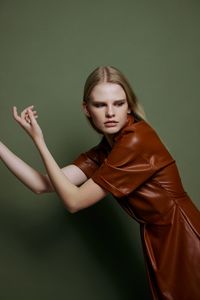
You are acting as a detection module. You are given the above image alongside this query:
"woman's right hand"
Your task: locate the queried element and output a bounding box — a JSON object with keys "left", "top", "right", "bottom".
{"left": 12, "top": 105, "right": 44, "bottom": 142}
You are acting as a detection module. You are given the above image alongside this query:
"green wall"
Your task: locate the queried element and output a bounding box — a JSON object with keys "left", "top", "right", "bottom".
{"left": 0, "top": 1, "right": 199, "bottom": 299}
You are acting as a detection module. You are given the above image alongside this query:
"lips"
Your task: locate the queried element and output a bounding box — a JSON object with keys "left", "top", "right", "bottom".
{"left": 104, "top": 120, "right": 118, "bottom": 124}
{"left": 104, "top": 120, "right": 118, "bottom": 127}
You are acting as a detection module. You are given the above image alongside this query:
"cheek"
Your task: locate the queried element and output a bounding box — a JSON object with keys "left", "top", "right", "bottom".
{"left": 90, "top": 109, "right": 103, "bottom": 120}
{"left": 89, "top": 112, "right": 102, "bottom": 126}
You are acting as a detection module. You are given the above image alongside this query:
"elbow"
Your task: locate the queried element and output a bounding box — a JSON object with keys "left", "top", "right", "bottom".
{"left": 32, "top": 187, "right": 50, "bottom": 195}
{"left": 68, "top": 207, "right": 78, "bottom": 214}
{"left": 66, "top": 204, "right": 79, "bottom": 214}
{"left": 34, "top": 190, "right": 44, "bottom": 195}
{"left": 64, "top": 199, "right": 80, "bottom": 214}
{"left": 32, "top": 179, "right": 54, "bottom": 195}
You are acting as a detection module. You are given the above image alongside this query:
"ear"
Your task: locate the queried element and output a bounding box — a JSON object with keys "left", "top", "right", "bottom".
{"left": 127, "top": 106, "right": 131, "bottom": 114}
{"left": 82, "top": 101, "right": 91, "bottom": 118}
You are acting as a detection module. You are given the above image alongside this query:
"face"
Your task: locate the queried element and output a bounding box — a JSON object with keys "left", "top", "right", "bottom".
{"left": 83, "top": 82, "right": 131, "bottom": 136}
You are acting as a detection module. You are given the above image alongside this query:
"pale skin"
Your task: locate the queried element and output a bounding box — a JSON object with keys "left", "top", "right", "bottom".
{"left": 0, "top": 83, "right": 132, "bottom": 213}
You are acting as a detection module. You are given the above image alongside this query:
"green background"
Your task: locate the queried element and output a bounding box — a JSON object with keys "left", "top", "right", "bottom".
{"left": 0, "top": 1, "right": 199, "bottom": 299}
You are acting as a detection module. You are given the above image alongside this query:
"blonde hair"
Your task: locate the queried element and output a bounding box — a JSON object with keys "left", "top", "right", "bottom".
{"left": 83, "top": 66, "right": 147, "bottom": 132}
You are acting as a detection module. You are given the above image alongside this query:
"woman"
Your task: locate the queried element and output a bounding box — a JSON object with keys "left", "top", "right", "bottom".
{"left": 0, "top": 66, "right": 200, "bottom": 299}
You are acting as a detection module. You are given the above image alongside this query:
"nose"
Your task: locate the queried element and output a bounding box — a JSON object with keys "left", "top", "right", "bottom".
{"left": 105, "top": 105, "right": 115, "bottom": 118}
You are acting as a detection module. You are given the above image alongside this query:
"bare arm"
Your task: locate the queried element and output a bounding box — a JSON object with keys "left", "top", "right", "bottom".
{"left": 0, "top": 105, "right": 88, "bottom": 194}
{"left": 34, "top": 137, "right": 108, "bottom": 213}
{"left": 0, "top": 141, "right": 87, "bottom": 193}
{"left": 0, "top": 140, "right": 52, "bottom": 193}
{"left": 9, "top": 105, "right": 108, "bottom": 213}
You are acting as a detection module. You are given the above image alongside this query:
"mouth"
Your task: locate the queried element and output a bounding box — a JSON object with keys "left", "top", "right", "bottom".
{"left": 104, "top": 121, "right": 118, "bottom": 127}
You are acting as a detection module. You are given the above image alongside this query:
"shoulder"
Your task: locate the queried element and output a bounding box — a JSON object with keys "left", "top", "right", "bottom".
{"left": 114, "top": 120, "right": 161, "bottom": 149}
{"left": 111, "top": 120, "right": 174, "bottom": 168}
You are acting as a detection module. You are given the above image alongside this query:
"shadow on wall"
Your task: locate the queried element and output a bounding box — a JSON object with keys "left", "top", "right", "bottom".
{"left": 0, "top": 195, "right": 151, "bottom": 299}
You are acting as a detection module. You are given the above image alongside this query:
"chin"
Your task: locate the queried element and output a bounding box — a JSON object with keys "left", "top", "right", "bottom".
{"left": 102, "top": 127, "right": 120, "bottom": 135}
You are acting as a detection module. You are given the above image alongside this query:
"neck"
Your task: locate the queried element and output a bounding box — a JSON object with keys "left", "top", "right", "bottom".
{"left": 104, "top": 134, "right": 114, "bottom": 148}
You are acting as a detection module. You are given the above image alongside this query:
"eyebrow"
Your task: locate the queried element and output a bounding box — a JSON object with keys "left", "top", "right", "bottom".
{"left": 91, "top": 99, "right": 126, "bottom": 103}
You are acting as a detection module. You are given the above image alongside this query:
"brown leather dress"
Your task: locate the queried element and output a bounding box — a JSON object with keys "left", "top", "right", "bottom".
{"left": 73, "top": 115, "right": 200, "bottom": 300}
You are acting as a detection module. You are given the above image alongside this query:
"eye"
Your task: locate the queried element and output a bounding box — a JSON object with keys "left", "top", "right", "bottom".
{"left": 115, "top": 101, "right": 126, "bottom": 106}
{"left": 93, "top": 103, "right": 105, "bottom": 108}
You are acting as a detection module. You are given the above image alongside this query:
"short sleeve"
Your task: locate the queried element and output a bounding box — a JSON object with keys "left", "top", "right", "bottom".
{"left": 91, "top": 123, "right": 174, "bottom": 198}
{"left": 72, "top": 137, "right": 109, "bottom": 178}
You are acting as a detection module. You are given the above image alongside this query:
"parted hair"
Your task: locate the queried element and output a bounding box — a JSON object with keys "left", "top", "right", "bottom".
{"left": 83, "top": 66, "right": 146, "bottom": 124}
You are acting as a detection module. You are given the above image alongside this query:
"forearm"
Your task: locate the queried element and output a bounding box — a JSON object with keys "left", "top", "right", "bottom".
{"left": 0, "top": 141, "right": 53, "bottom": 193}
{"left": 34, "top": 137, "right": 78, "bottom": 212}
{"left": 8, "top": 105, "right": 106, "bottom": 212}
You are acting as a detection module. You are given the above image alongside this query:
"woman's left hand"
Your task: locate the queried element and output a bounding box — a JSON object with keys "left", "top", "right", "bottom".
{"left": 12, "top": 105, "right": 44, "bottom": 142}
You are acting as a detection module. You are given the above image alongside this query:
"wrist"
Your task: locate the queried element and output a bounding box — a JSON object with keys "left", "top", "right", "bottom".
{"left": 33, "top": 135, "right": 46, "bottom": 149}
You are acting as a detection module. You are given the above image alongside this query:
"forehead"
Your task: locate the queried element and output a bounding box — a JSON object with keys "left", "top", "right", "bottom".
{"left": 90, "top": 82, "right": 126, "bottom": 101}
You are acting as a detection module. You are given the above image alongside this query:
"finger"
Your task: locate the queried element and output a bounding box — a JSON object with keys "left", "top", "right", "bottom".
{"left": 12, "top": 106, "right": 17, "bottom": 117}
{"left": 13, "top": 106, "right": 29, "bottom": 127}
{"left": 13, "top": 106, "right": 18, "bottom": 116}
{"left": 13, "top": 106, "right": 21, "bottom": 122}
{"left": 27, "top": 108, "right": 37, "bottom": 124}
{"left": 26, "top": 105, "right": 34, "bottom": 109}
{"left": 29, "top": 110, "right": 37, "bottom": 116}
{"left": 25, "top": 111, "right": 38, "bottom": 118}
{"left": 21, "top": 108, "right": 28, "bottom": 119}
{"left": 21, "top": 105, "right": 35, "bottom": 119}
{"left": 25, "top": 115, "right": 31, "bottom": 123}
